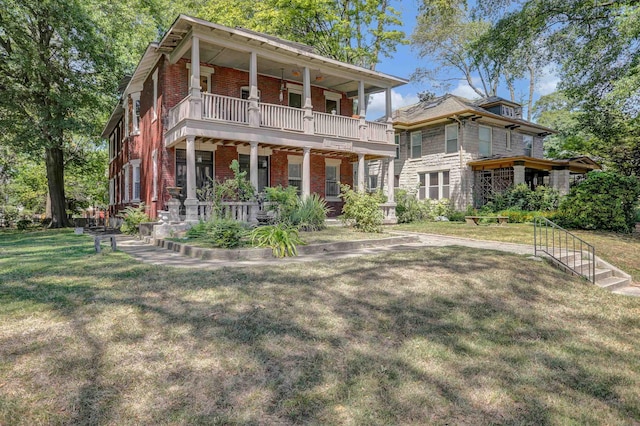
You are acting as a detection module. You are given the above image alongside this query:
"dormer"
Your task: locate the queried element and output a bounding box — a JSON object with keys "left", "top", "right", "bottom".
{"left": 477, "top": 97, "right": 522, "bottom": 119}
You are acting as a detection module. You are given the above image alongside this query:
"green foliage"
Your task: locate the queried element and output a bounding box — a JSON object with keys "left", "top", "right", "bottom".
{"left": 291, "top": 194, "right": 330, "bottom": 232}
{"left": 395, "top": 190, "right": 431, "bottom": 223}
{"left": 249, "top": 224, "right": 304, "bottom": 257}
{"left": 186, "top": 218, "right": 247, "bottom": 248}
{"left": 16, "top": 219, "right": 32, "bottom": 231}
{"left": 118, "top": 204, "right": 150, "bottom": 235}
{"left": 340, "top": 185, "right": 384, "bottom": 232}
{"left": 265, "top": 185, "right": 300, "bottom": 222}
{"left": 495, "top": 209, "right": 554, "bottom": 224}
{"left": 555, "top": 171, "right": 640, "bottom": 233}
{"left": 490, "top": 184, "right": 560, "bottom": 212}
{"left": 214, "top": 160, "right": 255, "bottom": 202}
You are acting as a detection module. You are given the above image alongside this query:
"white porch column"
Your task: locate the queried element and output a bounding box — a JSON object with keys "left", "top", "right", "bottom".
{"left": 303, "top": 67, "right": 314, "bottom": 134}
{"left": 358, "top": 81, "right": 368, "bottom": 141}
{"left": 513, "top": 162, "right": 526, "bottom": 185}
{"left": 250, "top": 141, "right": 259, "bottom": 191}
{"left": 302, "top": 147, "right": 311, "bottom": 199}
{"left": 386, "top": 157, "right": 395, "bottom": 203}
{"left": 358, "top": 153, "right": 366, "bottom": 192}
{"left": 184, "top": 135, "right": 198, "bottom": 222}
{"left": 189, "top": 36, "right": 202, "bottom": 119}
{"left": 385, "top": 87, "right": 395, "bottom": 144}
{"left": 248, "top": 51, "right": 260, "bottom": 127}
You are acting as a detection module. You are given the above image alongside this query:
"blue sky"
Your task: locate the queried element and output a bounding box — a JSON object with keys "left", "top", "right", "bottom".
{"left": 365, "top": 0, "right": 560, "bottom": 119}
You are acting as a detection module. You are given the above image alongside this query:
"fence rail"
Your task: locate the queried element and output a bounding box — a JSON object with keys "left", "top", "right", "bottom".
{"left": 534, "top": 216, "right": 596, "bottom": 283}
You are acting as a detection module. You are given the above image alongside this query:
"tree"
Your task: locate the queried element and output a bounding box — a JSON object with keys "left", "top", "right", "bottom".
{"left": 476, "top": 0, "right": 640, "bottom": 174}
{"left": 0, "top": 0, "right": 120, "bottom": 227}
{"left": 195, "top": 0, "right": 406, "bottom": 69}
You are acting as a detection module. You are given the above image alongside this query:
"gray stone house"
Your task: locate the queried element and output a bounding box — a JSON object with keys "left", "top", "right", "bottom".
{"left": 367, "top": 94, "right": 599, "bottom": 209}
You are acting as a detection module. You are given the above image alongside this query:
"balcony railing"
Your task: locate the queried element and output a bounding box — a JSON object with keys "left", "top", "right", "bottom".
{"left": 313, "top": 111, "right": 359, "bottom": 139}
{"left": 167, "top": 93, "right": 391, "bottom": 143}
{"left": 260, "top": 103, "right": 304, "bottom": 132}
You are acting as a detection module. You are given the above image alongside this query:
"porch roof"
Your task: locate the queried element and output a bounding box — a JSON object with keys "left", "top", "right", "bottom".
{"left": 468, "top": 156, "right": 601, "bottom": 174}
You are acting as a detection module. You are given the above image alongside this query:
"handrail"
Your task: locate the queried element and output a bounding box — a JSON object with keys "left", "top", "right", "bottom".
{"left": 534, "top": 216, "right": 596, "bottom": 283}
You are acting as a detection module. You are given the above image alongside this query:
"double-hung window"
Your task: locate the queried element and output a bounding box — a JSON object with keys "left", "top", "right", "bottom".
{"left": 394, "top": 134, "right": 400, "bottom": 159}
{"left": 446, "top": 124, "right": 458, "bottom": 154}
{"left": 523, "top": 134, "right": 533, "bottom": 157}
{"left": 479, "top": 125, "right": 492, "bottom": 157}
{"left": 131, "top": 159, "right": 141, "bottom": 201}
{"left": 288, "top": 158, "right": 302, "bottom": 193}
{"left": 410, "top": 131, "right": 422, "bottom": 159}
{"left": 418, "top": 171, "right": 450, "bottom": 200}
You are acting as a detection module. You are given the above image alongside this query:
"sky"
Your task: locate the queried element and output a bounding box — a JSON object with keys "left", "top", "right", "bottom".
{"left": 365, "top": 0, "right": 561, "bottom": 120}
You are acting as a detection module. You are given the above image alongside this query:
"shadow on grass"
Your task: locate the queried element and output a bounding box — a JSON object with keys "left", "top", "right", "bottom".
{"left": 1, "top": 230, "right": 640, "bottom": 424}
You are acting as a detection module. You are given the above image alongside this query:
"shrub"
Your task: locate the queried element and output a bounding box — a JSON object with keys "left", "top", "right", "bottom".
{"left": 249, "top": 223, "right": 304, "bottom": 257}
{"left": 395, "top": 190, "right": 431, "bottom": 223}
{"left": 555, "top": 171, "right": 640, "bottom": 233}
{"left": 431, "top": 198, "right": 453, "bottom": 218}
{"left": 291, "top": 193, "right": 330, "bottom": 231}
{"left": 119, "top": 204, "right": 150, "bottom": 235}
{"left": 187, "top": 218, "right": 247, "bottom": 248}
{"left": 491, "top": 184, "right": 560, "bottom": 212}
{"left": 265, "top": 185, "right": 299, "bottom": 223}
{"left": 212, "top": 159, "right": 255, "bottom": 202}
{"left": 340, "top": 184, "right": 384, "bottom": 232}
{"left": 16, "top": 218, "right": 32, "bottom": 230}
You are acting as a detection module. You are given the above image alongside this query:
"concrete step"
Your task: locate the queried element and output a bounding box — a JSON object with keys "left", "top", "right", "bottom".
{"left": 594, "top": 268, "right": 613, "bottom": 281}
{"left": 597, "top": 275, "right": 632, "bottom": 291}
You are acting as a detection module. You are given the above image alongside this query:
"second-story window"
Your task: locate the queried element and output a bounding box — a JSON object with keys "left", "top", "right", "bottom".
{"left": 152, "top": 69, "right": 158, "bottom": 122}
{"left": 410, "top": 131, "right": 422, "bottom": 159}
{"left": 479, "top": 125, "right": 492, "bottom": 157}
{"left": 523, "top": 134, "right": 533, "bottom": 157}
{"left": 445, "top": 124, "right": 458, "bottom": 154}
{"left": 289, "top": 91, "right": 302, "bottom": 108}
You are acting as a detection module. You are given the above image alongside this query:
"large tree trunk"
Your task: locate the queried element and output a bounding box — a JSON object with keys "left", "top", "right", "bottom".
{"left": 45, "top": 146, "right": 70, "bottom": 228}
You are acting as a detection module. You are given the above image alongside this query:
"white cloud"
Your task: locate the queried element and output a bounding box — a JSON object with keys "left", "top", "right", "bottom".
{"left": 535, "top": 65, "right": 560, "bottom": 96}
{"left": 366, "top": 90, "right": 419, "bottom": 120}
{"left": 451, "top": 79, "right": 482, "bottom": 100}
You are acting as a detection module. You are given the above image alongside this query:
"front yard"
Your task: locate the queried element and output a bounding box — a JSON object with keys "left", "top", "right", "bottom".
{"left": 392, "top": 221, "right": 640, "bottom": 284}
{"left": 2, "top": 230, "right": 640, "bottom": 424}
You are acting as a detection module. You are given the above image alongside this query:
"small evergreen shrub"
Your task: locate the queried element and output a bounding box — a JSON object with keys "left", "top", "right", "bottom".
{"left": 555, "top": 171, "right": 640, "bottom": 233}
{"left": 395, "top": 190, "right": 431, "bottom": 223}
{"left": 186, "top": 219, "right": 246, "bottom": 248}
{"left": 119, "top": 204, "right": 150, "bottom": 235}
{"left": 491, "top": 184, "right": 559, "bottom": 212}
{"left": 249, "top": 223, "right": 304, "bottom": 257}
{"left": 16, "top": 218, "right": 31, "bottom": 230}
{"left": 340, "top": 184, "right": 384, "bottom": 232}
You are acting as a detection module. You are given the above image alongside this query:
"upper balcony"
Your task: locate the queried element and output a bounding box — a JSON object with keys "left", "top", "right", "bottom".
{"left": 155, "top": 15, "right": 407, "bottom": 153}
{"left": 165, "top": 93, "right": 391, "bottom": 146}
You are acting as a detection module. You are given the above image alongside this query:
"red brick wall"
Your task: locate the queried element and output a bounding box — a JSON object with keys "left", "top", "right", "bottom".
{"left": 215, "top": 146, "right": 237, "bottom": 182}
{"left": 270, "top": 150, "right": 290, "bottom": 187}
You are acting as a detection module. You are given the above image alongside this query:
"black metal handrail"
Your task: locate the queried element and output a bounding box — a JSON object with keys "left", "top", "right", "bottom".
{"left": 534, "top": 216, "right": 596, "bottom": 283}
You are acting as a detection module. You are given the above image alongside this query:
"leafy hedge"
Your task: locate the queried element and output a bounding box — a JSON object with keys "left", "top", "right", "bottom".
{"left": 555, "top": 171, "right": 640, "bottom": 233}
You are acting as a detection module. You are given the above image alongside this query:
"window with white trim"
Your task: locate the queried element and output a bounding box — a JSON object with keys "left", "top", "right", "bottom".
{"left": 324, "top": 91, "right": 342, "bottom": 115}
{"left": 152, "top": 69, "right": 158, "bottom": 122}
{"left": 288, "top": 156, "right": 302, "bottom": 193}
{"left": 523, "top": 134, "right": 533, "bottom": 157}
{"left": 131, "top": 160, "right": 141, "bottom": 201}
{"left": 394, "top": 134, "right": 400, "bottom": 159}
{"left": 445, "top": 124, "right": 458, "bottom": 154}
{"left": 410, "top": 131, "right": 422, "bottom": 159}
{"left": 368, "top": 175, "right": 378, "bottom": 191}
{"left": 479, "top": 125, "right": 492, "bottom": 157}
{"left": 240, "top": 86, "right": 261, "bottom": 100}
{"left": 418, "top": 171, "right": 450, "bottom": 200}
{"left": 123, "top": 164, "right": 130, "bottom": 203}
{"left": 131, "top": 92, "right": 141, "bottom": 134}
{"left": 152, "top": 150, "right": 158, "bottom": 201}
{"left": 325, "top": 161, "right": 340, "bottom": 197}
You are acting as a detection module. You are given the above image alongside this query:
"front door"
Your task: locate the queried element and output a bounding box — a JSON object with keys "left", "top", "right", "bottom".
{"left": 239, "top": 154, "right": 269, "bottom": 192}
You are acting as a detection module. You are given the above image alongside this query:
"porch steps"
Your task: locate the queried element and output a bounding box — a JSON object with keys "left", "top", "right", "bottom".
{"left": 545, "top": 249, "right": 635, "bottom": 295}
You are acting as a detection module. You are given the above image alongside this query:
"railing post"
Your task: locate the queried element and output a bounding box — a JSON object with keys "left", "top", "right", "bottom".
{"left": 303, "top": 67, "right": 314, "bottom": 134}
{"left": 248, "top": 51, "right": 260, "bottom": 127}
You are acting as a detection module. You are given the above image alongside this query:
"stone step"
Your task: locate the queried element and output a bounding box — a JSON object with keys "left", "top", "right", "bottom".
{"left": 594, "top": 268, "right": 613, "bottom": 281}
{"left": 597, "top": 275, "right": 632, "bottom": 291}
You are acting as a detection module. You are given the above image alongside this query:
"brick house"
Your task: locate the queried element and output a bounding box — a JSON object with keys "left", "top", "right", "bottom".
{"left": 365, "top": 94, "right": 599, "bottom": 209}
{"left": 102, "top": 15, "right": 407, "bottom": 222}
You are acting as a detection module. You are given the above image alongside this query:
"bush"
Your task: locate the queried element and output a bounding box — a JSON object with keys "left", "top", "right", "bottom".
{"left": 249, "top": 223, "right": 304, "bottom": 257}
{"left": 340, "top": 185, "right": 385, "bottom": 232}
{"left": 186, "top": 218, "right": 247, "bottom": 248}
{"left": 211, "top": 159, "right": 255, "bottom": 202}
{"left": 265, "top": 185, "right": 300, "bottom": 223}
{"left": 491, "top": 184, "right": 559, "bottom": 212}
{"left": 119, "top": 204, "right": 150, "bottom": 235}
{"left": 555, "top": 171, "right": 640, "bottom": 233}
{"left": 16, "top": 218, "right": 32, "bottom": 230}
{"left": 395, "top": 189, "right": 431, "bottom": 223}
{"left": 291, "top": 193, "right": 330, "bottom": 231}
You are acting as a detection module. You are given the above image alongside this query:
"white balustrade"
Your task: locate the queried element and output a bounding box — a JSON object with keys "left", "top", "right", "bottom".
{"left": 313, "top": 112, "right": 359, "bottom": 139}
{"left": 367, "top": 122, "right": 389, "bottom": 143}
{"left": 166, "top": 96, "right": 192, "bottom": 129}
{"left": 197, "top": 201, "right": 274, "bottom": 223}
{"left": 202, "top": 93, "right": 250, "bottom": 124}
{"left": 260, "top": 103, "right": 304, "bottom": 132}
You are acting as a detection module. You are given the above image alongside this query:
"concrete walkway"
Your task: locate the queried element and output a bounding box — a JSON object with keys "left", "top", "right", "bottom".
{"left": 114, "top": 232, "right": 640, "bottom": 297}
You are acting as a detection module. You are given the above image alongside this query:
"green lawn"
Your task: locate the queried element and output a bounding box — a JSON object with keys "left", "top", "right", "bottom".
{"left": 2, "top": 230, "right": 640, "bottom": 424}
{"left": 392, "top": 221, "right": 640, "bottom": 284}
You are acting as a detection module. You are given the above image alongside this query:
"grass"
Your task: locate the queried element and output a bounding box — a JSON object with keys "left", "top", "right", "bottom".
{"left": 392, "top": 221, "right": 640, "bottom": 284}
{"left": 2, "top": 229, "right": 640, "bottom": 424}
